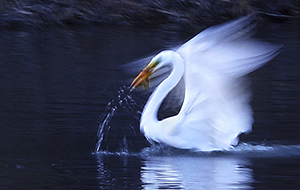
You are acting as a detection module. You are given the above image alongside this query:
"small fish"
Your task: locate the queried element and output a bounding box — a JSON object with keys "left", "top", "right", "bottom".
{"left": 141, "top": 78, "right": 150, "bottom": 89}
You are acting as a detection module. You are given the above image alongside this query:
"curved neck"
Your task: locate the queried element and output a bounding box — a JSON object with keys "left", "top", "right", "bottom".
{"left": 142, "top": 52, "right": 184, "bottom": 125}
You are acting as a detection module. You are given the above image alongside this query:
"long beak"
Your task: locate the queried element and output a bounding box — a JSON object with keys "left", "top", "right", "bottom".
{"left": 131, "top": 68, "right": 153, "bottom": 90}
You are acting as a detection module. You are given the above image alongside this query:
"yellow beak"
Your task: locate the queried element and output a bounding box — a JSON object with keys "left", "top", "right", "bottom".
{"left": 131, "top": 67, "right": 153, "bottom": 90}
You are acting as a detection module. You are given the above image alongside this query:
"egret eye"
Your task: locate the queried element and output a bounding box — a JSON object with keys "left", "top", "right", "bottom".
{"left": 148, "top": 57, "right": 162, "bottom": 68}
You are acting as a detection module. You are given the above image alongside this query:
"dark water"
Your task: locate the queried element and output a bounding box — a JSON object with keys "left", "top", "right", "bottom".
{"left": 0, "top": 20, "right": 300, "bottom": 189}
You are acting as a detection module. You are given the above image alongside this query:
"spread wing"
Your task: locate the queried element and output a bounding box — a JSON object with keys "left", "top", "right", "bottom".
{"left": 174, "top": 15, "right": 281, "bottom": 150}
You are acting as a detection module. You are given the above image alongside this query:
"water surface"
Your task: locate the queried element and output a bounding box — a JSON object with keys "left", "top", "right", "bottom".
{"left": 0, "top": 20, "right": 300, "bottom": 189}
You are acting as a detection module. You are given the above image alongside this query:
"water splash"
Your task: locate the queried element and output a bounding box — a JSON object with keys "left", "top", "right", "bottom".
{"left": 94, "top": 84, "right": 143, "bottom": 153}
{"left": 118, "top": 136, "right": 130, "bottom": 155}
{"left": 140, "top": 142, "right": 300, "bottom": 158}
{"left": 228, "top": 143, "right": 300, "bottom": 158}
{"left": 93, "top": 84, "right": 300, "bottom": 158}
{"left": 94, "top": 102, "right": 115, "bottom": 153}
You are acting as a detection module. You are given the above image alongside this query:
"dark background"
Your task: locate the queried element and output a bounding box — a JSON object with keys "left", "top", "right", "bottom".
{"left": 0, "top": 1, "right": 300, "bottom": 189}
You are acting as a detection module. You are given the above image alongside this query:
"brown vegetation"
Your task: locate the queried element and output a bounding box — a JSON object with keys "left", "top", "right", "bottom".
{"left": 0, "top": 0, "right": 299, "bottom": 27}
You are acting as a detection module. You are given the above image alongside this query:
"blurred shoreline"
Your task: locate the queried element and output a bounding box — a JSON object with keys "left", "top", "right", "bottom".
{"left": 0, "top": 0, "right": 299, "bottom": 28}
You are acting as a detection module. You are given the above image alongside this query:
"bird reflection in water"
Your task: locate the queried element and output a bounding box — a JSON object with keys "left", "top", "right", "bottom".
{"left": 141, "top": 156, "right": 253, "bottom": 189}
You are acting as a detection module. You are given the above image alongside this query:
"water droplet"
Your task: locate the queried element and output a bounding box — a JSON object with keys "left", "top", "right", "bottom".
{"left": 94, "top": 85, "right": 141, "bottom": 153}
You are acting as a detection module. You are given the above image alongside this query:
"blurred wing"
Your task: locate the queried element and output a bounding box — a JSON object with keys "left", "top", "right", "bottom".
{"left": 178, "top": 14, "right": 256, "bottom": 53}
{"left": 175, "top": 15, "right": 280, "bottom": 149}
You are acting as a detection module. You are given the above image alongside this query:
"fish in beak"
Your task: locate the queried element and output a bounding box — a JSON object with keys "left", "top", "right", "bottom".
{"left": 130, "top": 67, "right": 152, "bottom": 90}
{"left": 130, "top": 59, "right": 160, "bottom": 90}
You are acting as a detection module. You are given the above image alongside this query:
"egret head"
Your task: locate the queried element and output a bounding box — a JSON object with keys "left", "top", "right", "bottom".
{"left": 130, "top": 55, "right": 163, "bottom": 90}
{"left": 131, "top": 51, "right": 178, "bottom": 90}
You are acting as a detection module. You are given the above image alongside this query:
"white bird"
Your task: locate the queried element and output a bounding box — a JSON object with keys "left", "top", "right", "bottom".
{"left": 131, "top": 15, "right": 280, "bottom": 151}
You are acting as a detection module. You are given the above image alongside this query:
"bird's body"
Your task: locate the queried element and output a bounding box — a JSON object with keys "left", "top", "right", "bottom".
{"left": 131, "top": 15, "right": 280, "bottom": 151}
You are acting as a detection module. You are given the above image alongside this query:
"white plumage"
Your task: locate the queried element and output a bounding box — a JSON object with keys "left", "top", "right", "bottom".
{"left": 131, "top": 15, "right": 280, "bottom": 151}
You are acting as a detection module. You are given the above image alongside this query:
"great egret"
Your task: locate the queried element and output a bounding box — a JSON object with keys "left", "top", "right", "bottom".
{"left": 131, "top": 15, "right": 280, "bottom": 151}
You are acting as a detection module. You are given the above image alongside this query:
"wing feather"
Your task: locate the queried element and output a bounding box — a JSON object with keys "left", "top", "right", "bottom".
{"left": 127, "top": 15, "right": 280, "bottom": 150}
{"left": 175, "top": 15, "right": 280, "bottom": 149}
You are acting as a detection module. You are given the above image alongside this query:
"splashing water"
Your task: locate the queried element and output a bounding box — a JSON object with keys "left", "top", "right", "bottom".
{"left": 94, "top": 85, "right": 300, "bottom": 156}
{"left": 93, "top": 86, "right": 300, "bottom": 158}
{"left": 94, "top": 86, "right": 300, "bottom": 157}
{"left": 94, "top": 84, "right": 144, "bottom": 154}
{"left": 139, "top": 142, "right": 300, "bottom": 158}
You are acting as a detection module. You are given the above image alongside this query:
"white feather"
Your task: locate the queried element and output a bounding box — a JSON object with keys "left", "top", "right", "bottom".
{"left": 137, "top": 15, "right": 280, "bottom": 151}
